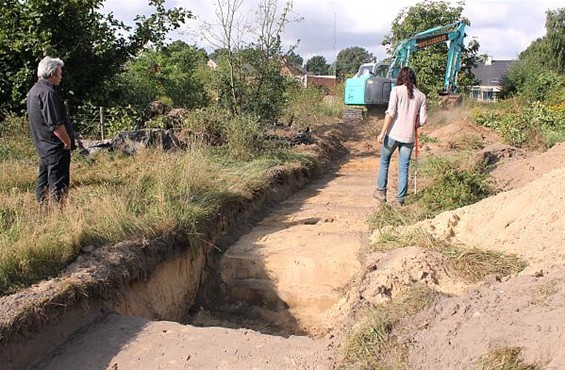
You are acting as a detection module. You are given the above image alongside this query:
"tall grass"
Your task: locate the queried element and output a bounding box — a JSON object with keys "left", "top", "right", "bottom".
{"left": 283, "top": 84, "right": 343, "bottom": 127}
{"left": 0, "top": 122, "right": 311, "bottom": 295}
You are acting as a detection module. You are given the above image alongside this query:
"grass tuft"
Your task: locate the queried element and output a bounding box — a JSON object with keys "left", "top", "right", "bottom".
{"left": 477, "top": 347, "right": 540, "bottom": 370}
{"left": 342, "top": 284, "right": 439, "bottom": 369}
{"left": 445, "top": 247, "right": 527, "bottom": 283}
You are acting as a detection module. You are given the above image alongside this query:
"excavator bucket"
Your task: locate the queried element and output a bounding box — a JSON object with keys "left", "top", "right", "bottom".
{"left": 439, "top": 94, "right": 462, "bottom": 108}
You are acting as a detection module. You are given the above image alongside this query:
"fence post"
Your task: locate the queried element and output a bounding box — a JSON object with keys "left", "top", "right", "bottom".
{"left": 99, "top": 107, "right": 105, "bottom": 140}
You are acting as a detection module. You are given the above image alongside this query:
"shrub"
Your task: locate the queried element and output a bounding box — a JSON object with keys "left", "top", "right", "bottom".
{"left": 225, "top": 114, "right": 265, "bottom": 160}
{"left": 182, "top": 106, "right": 232, "bottom": 146}
{"left": 418, "top": 157, "right": 493, "bottom": 214}
{"left": 472, "top": 100, "right": 565, "bottom": 149}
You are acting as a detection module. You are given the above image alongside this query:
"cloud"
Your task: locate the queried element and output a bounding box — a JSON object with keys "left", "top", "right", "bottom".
{"left": 102, "top": 0, "right": 562, "bottom": 63}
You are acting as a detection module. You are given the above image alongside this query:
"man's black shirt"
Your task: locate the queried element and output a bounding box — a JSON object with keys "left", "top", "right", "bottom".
{"left": 27, "top": 79, "right": 75, "bottom": 158}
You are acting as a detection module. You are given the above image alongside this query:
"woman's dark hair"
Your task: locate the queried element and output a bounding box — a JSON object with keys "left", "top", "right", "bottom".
{"left": 397, "top": 67, "right": 417, "bottom": 99}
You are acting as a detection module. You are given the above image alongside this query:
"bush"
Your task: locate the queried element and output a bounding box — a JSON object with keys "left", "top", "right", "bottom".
{"left": 105, "top": 105, "right": 140, "bottom": 137}
{"left": 182, "top": 106, "right": 232, "bottom": 146}
{"left": 472, "top": 100, "right": 565, "bottom": 149}
{"left": 283, "top": 84, "right": 343, "bottom": 127}
{"left": 418, "top": 157, "right": 493, "bottom": 214}
{"left": 225, "top": 114, "right": 265, "bottom": 160}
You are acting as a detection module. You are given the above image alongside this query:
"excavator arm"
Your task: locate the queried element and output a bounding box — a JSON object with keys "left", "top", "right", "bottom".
{"left": 387, "top": 21, "right": 467, "bottom": 94}
{"left": 344, "top": 20, "right": 467, "bottom": 109}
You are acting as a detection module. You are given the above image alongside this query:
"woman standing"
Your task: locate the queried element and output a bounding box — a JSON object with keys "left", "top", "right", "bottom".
{"left": 374, "top": 66, "right": 427, "bottom": 205}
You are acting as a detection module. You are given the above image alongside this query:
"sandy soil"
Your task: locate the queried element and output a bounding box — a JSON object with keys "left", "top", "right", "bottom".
{"left": 12, "top": 112, "right": 565, "bottom": 369}
{"left": 360, "top": 118, "right": 565, "bottom": 369}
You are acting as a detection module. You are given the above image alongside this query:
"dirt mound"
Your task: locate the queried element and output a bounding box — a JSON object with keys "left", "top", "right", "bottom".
{"left": 358, "top": 247, "right": 468, "bottom": 306}
{"left": 357, "top": 120, "right": 565, "bottom": 368}
{"left": 489, "top": 142, "right": 565, "bottom": 191}
{"left": 416, "top": 167, "right": 565, "bottom": 275}
{"left": 420, "top": 118, "right": 501, "bottom": 155}
{"left": 403, "top": 269, "right": 565, "bottom": 369}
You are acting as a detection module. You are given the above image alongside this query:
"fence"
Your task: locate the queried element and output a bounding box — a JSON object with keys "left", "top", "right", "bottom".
{"left": 73, "top": 106, "right": 106, "bottom": 140}
{"left": 72, "top": 105, "right": 142, "bottom": 140}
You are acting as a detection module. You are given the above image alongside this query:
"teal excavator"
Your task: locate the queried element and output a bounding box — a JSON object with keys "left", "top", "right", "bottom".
{"left": 344, "top": 20, "right": 467, "bottom": 108}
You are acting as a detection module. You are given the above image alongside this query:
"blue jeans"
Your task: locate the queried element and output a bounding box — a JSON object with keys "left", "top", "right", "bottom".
{"left": 376, "top": 136, "right": 414, "bottom": 203}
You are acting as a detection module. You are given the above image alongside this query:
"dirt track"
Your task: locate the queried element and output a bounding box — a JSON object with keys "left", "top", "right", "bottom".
{"left": 26, "top": 115, "right": 565, "bottom": 369}
{"left": 33, "top": 119, "right": 380, "bottom": 369}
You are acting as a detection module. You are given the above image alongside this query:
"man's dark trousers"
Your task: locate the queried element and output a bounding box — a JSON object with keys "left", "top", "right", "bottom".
{"left": 36, "top": 149, "right": 71, "bottom": 203}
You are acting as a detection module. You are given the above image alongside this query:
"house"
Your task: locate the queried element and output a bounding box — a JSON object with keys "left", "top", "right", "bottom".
{"left": 207, "top": 59, "right": 218, "bottom": 70}
{"left": 280, "top": 58, "right": 337, "bottom": 93}
{"left": 470, "top": 56, "right": 514, "bottom": 102}
{"left": 304, "top": 74, "right": 337, "bottom": 93}
{"left": 280, "top": 58, "right": 305, "bottom": 79}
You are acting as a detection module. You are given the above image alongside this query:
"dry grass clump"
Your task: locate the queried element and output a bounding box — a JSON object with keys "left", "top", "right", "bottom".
{"left": 445, "top": 247, "right": 527, "bottom": 283}
{"left": 532, "top": 280, "right": 560, "bottom": 304}
{"left": 476, "top": 347, "right": 540, "bottom": 370}
{"left": 342, "top": 285, "right": 440, "bottom": 369}
{"left": 370, "top": 218, "right": 527, "bottom": 283}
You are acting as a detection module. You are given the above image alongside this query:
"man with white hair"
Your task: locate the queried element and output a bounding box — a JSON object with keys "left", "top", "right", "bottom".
{"left": 27, "top": 56, "right": 75, "bottom": 205}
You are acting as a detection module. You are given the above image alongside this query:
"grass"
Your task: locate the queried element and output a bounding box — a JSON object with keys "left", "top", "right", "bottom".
{"left": 0, "top": 121, "right": 315, "bottom": 295}
{"left": 417, "top": 155, "right": 494, "bottom": 215}
{"left": 0, "top": 82, "right": 348, "bottom": 296}
{"left": 477, "top": 347, "right": 540, "bottom": 370}
{"left": 444, "top": 246, "right": 527, "bottom": 283}
{"left": 283, "top": 84, "right": 343, "bottom": 127}
{"left": 341, "top": 284, "right": 440, "bottom": 369}
{"left": 370, "top": 220, "right": 527, "bottom": 283}
{"left": 471, "top": 97, "right": 565, "bottom": 149}
{"left": 418, "top": 133, "right": 438, "bottom": 144}
{"left": 367, "top": 153, "right": 495, "bottom": 253}
{"left": 536, "top": 280, "right": 559, "bottom": 300}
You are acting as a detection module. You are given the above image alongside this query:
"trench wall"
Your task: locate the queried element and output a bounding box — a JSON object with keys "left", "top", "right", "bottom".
{"left": 0, "top": 127, "right": 348, "bottom": 370}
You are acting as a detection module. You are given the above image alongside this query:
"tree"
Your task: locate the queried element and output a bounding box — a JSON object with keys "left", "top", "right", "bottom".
{"left": 382, "top": 0, "right": 479, "bottom": 97}
{"left": 196, "top": 0, "right": 300, "bottom": 121}
{"left": 114, "top": 41, "right": 209, "bottom": 109}
{"left": 335, "top": 47, "right": 374, "bottom": 79}
{"left": 285, "top": 50, "right": 304, "bottom": 68}
{"left": 306, "top": 55, "right": 330, "bottom": 75}
{"left": 501, "top": 8, "right": 565, "bottom": 102}
{"left": 546, "top": 8, "right": 565, "bottom": 74}
{"left": 0, "top": 0, "right": 191, "bottom": 115}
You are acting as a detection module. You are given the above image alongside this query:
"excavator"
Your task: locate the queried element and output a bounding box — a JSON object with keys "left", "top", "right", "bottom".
{"left": 344, "top": 20, "right": 467, "bottom": 111}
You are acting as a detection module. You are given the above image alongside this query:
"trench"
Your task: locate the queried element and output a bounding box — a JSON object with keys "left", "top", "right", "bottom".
{"left": 187, "top": 164, "right": 373, "bottom": 337}
{"left": 3, "top": 119, "right": 381, "bottom": 369}
{"left": 183, "top": 120, "right": 377, "bottom": 339}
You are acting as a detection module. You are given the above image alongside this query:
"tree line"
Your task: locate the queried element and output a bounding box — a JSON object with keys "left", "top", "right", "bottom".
{"left": 1, "top": 0, "right": 563, "bottom": 129}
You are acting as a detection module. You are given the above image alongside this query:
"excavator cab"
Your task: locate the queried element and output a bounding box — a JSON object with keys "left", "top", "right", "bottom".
{"left": 344, "top": 61, "right": 394, "bottom": 107}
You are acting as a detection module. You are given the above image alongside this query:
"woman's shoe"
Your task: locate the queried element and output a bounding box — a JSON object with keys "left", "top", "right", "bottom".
{"left": 373, "top": 189, "right": 387, "bottom": 203}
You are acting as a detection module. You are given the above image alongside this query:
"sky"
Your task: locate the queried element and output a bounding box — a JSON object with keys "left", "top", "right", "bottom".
{"left": 102, "top": 0, "right": 563, "bottom": 64}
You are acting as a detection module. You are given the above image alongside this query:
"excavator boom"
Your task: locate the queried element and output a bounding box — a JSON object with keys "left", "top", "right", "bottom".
{"left": 344, "top": 20, "right": 467, "bottom": 109}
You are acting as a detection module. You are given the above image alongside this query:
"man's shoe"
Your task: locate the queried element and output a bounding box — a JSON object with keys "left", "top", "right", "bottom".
{"left": 373, "top": 189, "right": 387, "bottom": 203}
